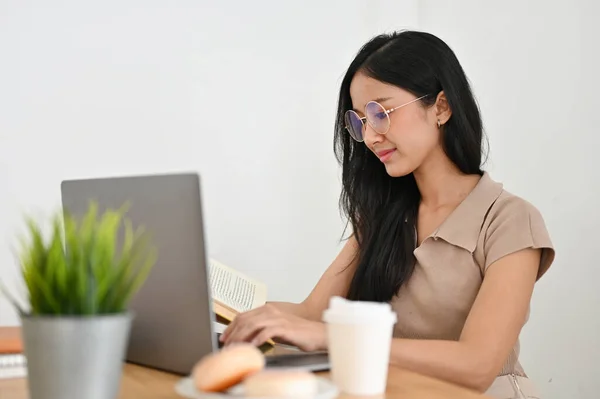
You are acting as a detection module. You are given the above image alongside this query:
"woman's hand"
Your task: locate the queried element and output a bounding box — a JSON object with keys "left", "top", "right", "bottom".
{"left": 220, "top": 304, "right": 327, "bottom": 352}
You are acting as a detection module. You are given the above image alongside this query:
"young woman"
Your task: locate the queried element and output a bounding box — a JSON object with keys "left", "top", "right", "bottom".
{"left": 221, "top": 30, "right": 555, "bottom": 398}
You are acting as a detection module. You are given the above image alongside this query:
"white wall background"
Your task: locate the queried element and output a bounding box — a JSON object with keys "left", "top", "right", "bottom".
{"left": 1, "top": 1, "right": 596, "bottom": 398}
{"left": 0, "top": 1, "right": 418, "bottom": 319}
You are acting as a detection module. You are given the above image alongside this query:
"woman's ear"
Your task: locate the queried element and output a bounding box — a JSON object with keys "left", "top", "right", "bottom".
{"left": 435, "top": 91, "right": 452, "bottom": 125}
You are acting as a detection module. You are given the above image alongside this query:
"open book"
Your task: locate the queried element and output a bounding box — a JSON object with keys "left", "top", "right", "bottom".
{"left": 208, "top": 259, "right": 273, "bottom": 346}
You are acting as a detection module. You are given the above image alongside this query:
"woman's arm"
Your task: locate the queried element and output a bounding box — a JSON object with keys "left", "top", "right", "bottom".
{"left": 266, "top": 236, "right": 361, "bottom": 320}
{"left": 221, "top": 237, "right": 359, "bottom": 344}
{"left": 388, "top": 248, "right": 541, "bottom": 392}
{"left": 293, "top": 235, "right": 360, "bottom": 321}
{"left": 257, "top": 236, "right": 359, "bottom": 319}
{"left": 265, "top": 302, "right": 310, "bottom": 319}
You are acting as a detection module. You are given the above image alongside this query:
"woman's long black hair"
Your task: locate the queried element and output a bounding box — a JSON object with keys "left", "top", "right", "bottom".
{"left": 334, "top": 30, "right": 485, "bottom": 302}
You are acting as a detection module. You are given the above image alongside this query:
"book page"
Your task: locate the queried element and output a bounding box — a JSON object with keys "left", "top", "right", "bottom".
{"left": 208, "top": 258, "right": 267, "bottom": 314}
{"left": 0, "top": 354, "right": 27, "bottom": 379}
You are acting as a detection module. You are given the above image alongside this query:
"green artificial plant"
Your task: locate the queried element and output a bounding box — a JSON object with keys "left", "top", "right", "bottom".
{"left": 0, "top": 202, "right": 157, "bottom": 316}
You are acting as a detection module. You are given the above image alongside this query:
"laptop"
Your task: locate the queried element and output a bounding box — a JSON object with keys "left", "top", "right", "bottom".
{"left": 60, "top": 172, "right": 329, "bottom": 375}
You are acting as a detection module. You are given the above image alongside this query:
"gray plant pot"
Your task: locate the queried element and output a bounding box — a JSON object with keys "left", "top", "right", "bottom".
{"left": 20, "top": 312, "right": 133, "bottom": 399}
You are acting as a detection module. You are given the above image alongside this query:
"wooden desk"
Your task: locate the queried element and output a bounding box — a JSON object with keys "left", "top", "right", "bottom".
{"left": 1, "top": 361, "right": 489, "bottom": 399}
{"left": 1, "top": 326, "right": 488, "bottom": 398}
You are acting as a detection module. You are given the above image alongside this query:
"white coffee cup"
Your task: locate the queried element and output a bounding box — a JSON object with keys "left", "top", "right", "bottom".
{"left": 322, "top": 296, "right": 397, "bottom": 396}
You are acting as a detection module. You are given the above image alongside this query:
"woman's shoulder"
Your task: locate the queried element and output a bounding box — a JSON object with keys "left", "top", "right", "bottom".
{"left": 485, "top": 187, "right": 550, "bottom": 235}
{"left": 476, "top": 184, "right": 556, "bottom": 280}
{"left": 488, "top": 188, "right": 545, "bottom": 221}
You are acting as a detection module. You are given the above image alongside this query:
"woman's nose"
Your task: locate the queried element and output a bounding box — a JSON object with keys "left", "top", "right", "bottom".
{"left": 363, "top": 123, "right": 383, "bottom": 147}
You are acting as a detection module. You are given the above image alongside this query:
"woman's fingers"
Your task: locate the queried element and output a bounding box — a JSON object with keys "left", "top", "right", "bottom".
{"left": 220, "top": 318, "right": 238, "bottom": 342}
{"left": 221, "top": 313, "right": 327, "bottom": 352}
{"left": 225, "top": 313, "right": 280, "bottom": 345}
{"left": 248, "top": 322, "right": 316, "bottom": 351}
{"left": 221, "top": 307, "right": 265, "bottom": 342}
{"left": 221, "top": 304, "right": 281, "bottom": 344}
{"left": 251, "top": 326, "right": 286, "bottom": 347}
{"left": 224, "top": 319, "right": 259, "bottom": 344}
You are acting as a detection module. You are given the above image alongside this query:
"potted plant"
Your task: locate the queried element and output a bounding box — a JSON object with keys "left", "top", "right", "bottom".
{"left": 0, "top": 201, "right": 157, "bottom": 399}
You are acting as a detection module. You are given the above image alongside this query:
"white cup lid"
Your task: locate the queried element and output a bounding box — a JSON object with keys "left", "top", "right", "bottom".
{"left": 322, "top": 296, "right": 397, "bottom": 325}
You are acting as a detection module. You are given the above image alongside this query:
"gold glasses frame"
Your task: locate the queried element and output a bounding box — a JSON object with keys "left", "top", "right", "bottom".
{"left": 344, "top": 94, "right": 429, "bottom": 142}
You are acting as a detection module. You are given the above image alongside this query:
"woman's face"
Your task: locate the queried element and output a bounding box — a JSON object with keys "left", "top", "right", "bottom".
{"left": 348, "top": 72, "right": 447, "bottom": 177}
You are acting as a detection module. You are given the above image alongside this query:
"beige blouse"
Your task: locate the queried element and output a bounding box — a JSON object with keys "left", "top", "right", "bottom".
{"left": 390, "top": 172, "right": 555, "bottom": 389}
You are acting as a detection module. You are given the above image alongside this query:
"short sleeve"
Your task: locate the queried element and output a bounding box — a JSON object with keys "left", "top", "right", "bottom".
{"left": 483, "top": 196, "right": 555, "bottom": 280}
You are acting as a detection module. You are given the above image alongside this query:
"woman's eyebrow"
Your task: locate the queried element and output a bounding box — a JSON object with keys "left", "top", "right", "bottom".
{"left": 352, "top": 97, "right": 392, "bottom": 112}
{"left": 373, "top": 96, "right": 392, "bottom": 103}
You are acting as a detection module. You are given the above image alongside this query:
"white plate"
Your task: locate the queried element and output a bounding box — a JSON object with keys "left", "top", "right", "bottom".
{"left": 175, "top": 376, "right": 339, "bottom": 399}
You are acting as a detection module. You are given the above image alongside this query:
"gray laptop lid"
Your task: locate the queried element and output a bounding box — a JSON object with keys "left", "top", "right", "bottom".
{"left": 61, "top": 172, "right": 216, "bottom": 375}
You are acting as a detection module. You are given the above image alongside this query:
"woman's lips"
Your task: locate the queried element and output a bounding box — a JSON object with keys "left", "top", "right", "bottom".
{"left": 376, "top": 149, "right": 396, "bottom": 162}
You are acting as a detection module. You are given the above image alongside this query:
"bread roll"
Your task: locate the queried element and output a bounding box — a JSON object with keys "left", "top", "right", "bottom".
{"left": 192, "top": 343, "right": 265, "bottom": 392}
{"left": 243, "top": 369, "right": 319, "bottom": 398}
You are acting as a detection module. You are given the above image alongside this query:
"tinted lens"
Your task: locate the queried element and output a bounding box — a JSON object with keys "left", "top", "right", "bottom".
{"left": 344, "top": 110, "right": 364, "bottom": 141}
{"left": 366, "top": 101, "right": 390, "bottom": 134}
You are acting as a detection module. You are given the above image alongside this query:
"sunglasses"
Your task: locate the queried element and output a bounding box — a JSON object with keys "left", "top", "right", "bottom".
{"left": 344, "top": 94, "right": 429, "bottom": 142}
